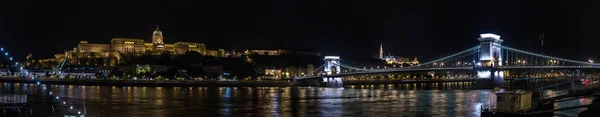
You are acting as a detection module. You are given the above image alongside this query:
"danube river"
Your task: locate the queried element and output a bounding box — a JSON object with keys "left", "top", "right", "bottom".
{"left": 0, "top": 82, "right": 592, "bottom": 117}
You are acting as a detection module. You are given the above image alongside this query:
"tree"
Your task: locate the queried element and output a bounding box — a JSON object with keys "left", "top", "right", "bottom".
{"left": 110, "top": 69, "right": 124, "bottom": 79}
{"left": 236, "top": 62, "right": 257, "bottom": 80}
{"left": 158, "top": 52, "right": 172, "bottom": 65}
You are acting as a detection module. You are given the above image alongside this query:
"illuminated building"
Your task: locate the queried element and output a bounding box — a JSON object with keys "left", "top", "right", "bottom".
{"left": 383, "top": 56, "right": 419, "bottom": 65}
{"left": 244, "top": 49, "right": 320, "bottom": 56}
{"left": 56, "top": 26, "right": 207, "bottom": 66}
{"left": 247, "top": 49, "right": 283, "bottom": 56}
{"left": 282, "top": 64, "right": 314, "bottom": 78}
{"left": 377, "top": 42, "right": 418, "bottom": 65}
{"left": 110, "top": 38, "right": 146, "bottom": 54}
{"left": 74, "top": 26, "right": 206, "bottom": 55}
{"left": 263, "top": 68, "right": 282, "bottom": 80}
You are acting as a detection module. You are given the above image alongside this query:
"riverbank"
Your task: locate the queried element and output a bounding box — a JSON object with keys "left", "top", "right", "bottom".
{"left": 344, "top": 79, "right": 477, "bottom": 85}
{"left": 0, "top": 76, "right": 577, "bottom": 88}
{"left": 0, "top": 77, "right": 298, "bottom": 87}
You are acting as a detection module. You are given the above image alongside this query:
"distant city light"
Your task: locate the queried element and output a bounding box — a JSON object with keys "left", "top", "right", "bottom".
{"left": 56, "top": 96, "right": 59, "bottom": 99}
{"left": 4, "top": 52, "right": 7, "bottom": 55}
{"left": 480, "top": 33, "right": 501, "bottom": 39}
{"left": 10, "top": 57, "right": 13, "bottom": 60}
{"left": 1, "top": 48, "right": 3, "bottom": 51}
{"left": 70, "top": 106, "right": 73, "bottom": 109}
{"left": 63, "top": 102, "right": 66, "bottom": 104}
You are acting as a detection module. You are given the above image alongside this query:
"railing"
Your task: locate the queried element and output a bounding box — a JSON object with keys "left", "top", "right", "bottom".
{"left": 0, "top": 91, "right": 27, "bottom": 104}
{"left": 498, "top": 66, "right": 600, "bottom": 69}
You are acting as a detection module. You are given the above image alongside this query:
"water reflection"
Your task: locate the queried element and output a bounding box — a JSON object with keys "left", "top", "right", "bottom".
{"left": 0, "top": 82, "right": 591, "bottom": 117}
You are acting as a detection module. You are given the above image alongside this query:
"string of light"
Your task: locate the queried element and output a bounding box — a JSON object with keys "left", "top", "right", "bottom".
{"left": 0, "top": 47, "right": 24, "bottom": 70}
{"left": 37, "top": 82, "right": 85, "bottom": 115}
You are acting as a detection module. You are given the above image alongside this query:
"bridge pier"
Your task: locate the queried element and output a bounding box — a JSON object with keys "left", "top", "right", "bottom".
{"left": 475, "top": 67, "right": 506, "bottom": 88}
{"left": 322, "top": 77, "right": 343, "bottom": 87}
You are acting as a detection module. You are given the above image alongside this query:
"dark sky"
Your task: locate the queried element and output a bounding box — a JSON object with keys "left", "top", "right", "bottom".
{"left": 0, "top": 0, "right": 598, "bottom": 62}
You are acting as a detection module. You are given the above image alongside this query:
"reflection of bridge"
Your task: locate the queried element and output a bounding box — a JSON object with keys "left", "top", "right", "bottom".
{"left": 297, "top": 34, "right": 600, "bottom": 87}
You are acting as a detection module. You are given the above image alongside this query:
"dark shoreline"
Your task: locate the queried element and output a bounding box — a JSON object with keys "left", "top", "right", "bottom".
{"left": 0, "top": 77, "right": 480, "bottom": 87}
{"left": 0, "top": 77, "right": 576, "bottom": 88}
{"left": 0, "top": 77, "right": 298, "bottom": 87}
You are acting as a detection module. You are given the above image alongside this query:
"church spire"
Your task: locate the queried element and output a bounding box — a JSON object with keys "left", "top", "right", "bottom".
{"left": 379, "top": 42, "right": 383, "bottom": 59}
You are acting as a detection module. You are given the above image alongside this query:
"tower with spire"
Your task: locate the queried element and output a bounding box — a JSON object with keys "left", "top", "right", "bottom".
{"left": 152, "top": 25, "right": 165, "bottom": 50}
{"left": 379, "top": 42, "right": 383, "bottom": 59}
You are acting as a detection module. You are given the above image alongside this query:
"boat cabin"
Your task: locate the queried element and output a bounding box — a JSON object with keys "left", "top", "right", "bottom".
{"left": 495, "top": 90, "right": 533, "bottom": 113}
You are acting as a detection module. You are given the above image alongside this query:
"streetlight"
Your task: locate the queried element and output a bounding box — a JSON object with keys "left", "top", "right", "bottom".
{"left": 589, "top": 60, "right": 594, "bottom": 63}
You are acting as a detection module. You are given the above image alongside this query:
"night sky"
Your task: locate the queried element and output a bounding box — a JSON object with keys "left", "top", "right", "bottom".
{"left": 0, "top": 0, "right": 598, "bottom": 61}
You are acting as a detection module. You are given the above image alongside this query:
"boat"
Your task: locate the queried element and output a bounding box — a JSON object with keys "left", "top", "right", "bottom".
{"left": 482, "top": 90, "right": 534, "bottom": 117}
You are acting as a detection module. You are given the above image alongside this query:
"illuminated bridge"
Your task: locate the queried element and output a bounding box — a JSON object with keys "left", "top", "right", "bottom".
{"left": 296, "top": 33, "right": 600, "bottom": 86}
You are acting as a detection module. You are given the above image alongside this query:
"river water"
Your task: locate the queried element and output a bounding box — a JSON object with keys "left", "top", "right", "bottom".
{"left": 0, "top": 82, "right": 593, "bottom": 117}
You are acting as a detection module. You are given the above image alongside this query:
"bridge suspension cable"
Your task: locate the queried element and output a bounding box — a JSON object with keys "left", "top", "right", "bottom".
{"left": 499, "top": 46, "right": 599, "bottom": 66}
{"left": 412, "top": 46, "right": 481, "bottom": 68}
{"left": 307, "top": 64, "right": 325, "bottom": 76}
{"left": 0, "top": 47, "right": 23, "bottom": 69}
{"left": 331, "top": 63, "right": 372, "bottom": 71}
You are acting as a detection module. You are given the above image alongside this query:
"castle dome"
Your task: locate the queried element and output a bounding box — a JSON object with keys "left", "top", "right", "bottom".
{"left": 153, "top": 27, "right": 162, "bottom": 35}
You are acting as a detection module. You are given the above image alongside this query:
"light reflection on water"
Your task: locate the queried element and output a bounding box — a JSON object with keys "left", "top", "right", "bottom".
{"left": 0, "top": 82, "right": 592, "bottom": 117}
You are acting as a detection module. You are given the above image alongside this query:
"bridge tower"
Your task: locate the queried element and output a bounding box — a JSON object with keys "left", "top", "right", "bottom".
{"left": 476, "top": 33, "right": 505, "bottom": 87}
{"left": 323, "top": 56, "right": 343, "bottom": 87}
{"left": 324, "top": 56, "right": 341, "bottom": 75}
{"left": 478, "top": 33, "right": 504, "bottom": 67}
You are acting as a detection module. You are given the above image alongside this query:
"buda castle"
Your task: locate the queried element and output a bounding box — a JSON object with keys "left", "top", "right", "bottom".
{"left": 52, "top": 26, "right": 209, "bottom": 66}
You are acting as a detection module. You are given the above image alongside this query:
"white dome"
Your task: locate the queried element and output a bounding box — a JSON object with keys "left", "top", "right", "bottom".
{"left": 153, "top": 28, "right": 162, "bottom": 35}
